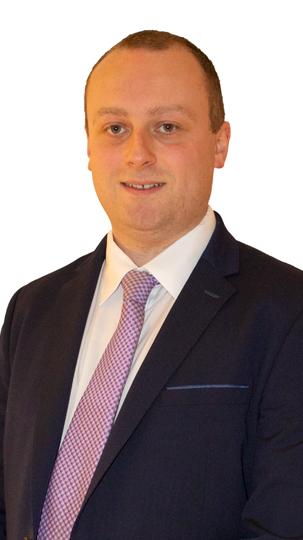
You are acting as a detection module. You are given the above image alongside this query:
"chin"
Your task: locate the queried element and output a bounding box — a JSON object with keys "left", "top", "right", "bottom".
{"left": 123, "top": 209, "right": 162, "bottom": 231}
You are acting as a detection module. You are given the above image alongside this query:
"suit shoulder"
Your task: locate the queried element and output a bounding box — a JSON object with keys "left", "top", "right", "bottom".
{"left": 238, "top": 240, "right": 303, "bottom": 281}
{"left": 236, "top": 240, "right": 303, "bottom": 311}
{"left": 8, "top": 238, "right": 106, "bottom": 313}
{"left": 19, "top": 251, "right": 93, "bottom": 291}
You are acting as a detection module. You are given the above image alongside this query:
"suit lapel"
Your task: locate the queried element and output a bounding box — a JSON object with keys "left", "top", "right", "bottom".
{"left": 32, "top": 239, "right": 107, "bottom": 532}
{"left": 83, "top": 214, "right": 239, "bottom": 504}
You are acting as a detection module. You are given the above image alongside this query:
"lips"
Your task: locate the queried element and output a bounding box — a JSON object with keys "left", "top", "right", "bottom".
{"left": 121, "top": 182, "right": 164, "bottom": 190}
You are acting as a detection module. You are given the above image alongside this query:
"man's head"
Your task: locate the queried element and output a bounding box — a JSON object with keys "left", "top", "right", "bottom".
{"left": 85, "top": 30, "right": 225, "bottom": 135}
{"left": 85, "top": 30, "right": 230, "bottom": 263}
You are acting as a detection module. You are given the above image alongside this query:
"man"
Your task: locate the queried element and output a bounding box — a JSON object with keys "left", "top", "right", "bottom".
{"left": 1, "top": 29, "right": 303, "bottom": 540}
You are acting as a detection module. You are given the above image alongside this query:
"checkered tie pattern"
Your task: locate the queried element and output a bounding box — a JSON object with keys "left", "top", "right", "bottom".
{"left": 37, "top": 270, "right": 158, "bottom": 539}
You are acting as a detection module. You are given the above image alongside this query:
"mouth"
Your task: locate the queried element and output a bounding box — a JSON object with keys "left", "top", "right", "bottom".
{"left": 121, "top": 181, "right": 165, "bottom": 192}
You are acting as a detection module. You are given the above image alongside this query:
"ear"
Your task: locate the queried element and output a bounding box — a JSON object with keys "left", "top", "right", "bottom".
{"left": 214, "top": 122, "right": 231, "bottom": 169}
{"left": 87, "top": 141, "right": 92, "bottom": 171}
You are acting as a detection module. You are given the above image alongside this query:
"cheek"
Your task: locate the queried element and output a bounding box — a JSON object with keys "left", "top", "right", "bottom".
{"left": 166, "top": 139, "right": 214, "bottom": 168}
{"left": 89, "top": 146, "right": 107, "bottom": 170}
{"left": 160, "top": 145, "right": 191, "bottom": 175}
{"left": 168, "top": 143, "right": 213, "bottom": 178}
{"left": 181, "top": 145, "right": 214, "bottom": 198}
{"left": 89, "top": 138, "right": 116, "bottom": 167}
{"left": 191, "top": 144, "right": 216, "bottom": 185}
{"left": 90, "top": 152, "right": 121, "bottom": 185}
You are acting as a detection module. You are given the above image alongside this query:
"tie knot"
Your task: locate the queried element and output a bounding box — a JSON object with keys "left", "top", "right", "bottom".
{"left": 121, "top": 270, "right": 158, "bottom": 306}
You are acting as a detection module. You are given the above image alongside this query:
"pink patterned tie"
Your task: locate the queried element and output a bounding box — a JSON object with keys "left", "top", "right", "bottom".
{"left": 37, "top": 270, "right": 158, "bottom": 539}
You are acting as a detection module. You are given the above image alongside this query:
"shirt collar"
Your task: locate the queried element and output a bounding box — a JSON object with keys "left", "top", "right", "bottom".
{"left": 99, "top": 206, "right": 216, "bottom": 304}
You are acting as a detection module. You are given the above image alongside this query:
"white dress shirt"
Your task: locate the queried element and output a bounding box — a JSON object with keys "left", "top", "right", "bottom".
{"left": 61, "top": 207, "right": 216, "bottom": 439}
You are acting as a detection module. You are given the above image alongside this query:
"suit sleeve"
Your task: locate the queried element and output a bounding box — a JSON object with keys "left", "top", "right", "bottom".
{"left": 240, "top": 307, "right": 303, "bottom": 539}
{"left": 0, "top": 290, "right": 20, "bottom": 540}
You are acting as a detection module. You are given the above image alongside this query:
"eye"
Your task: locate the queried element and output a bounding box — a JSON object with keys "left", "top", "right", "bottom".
{"left": 158, "top": 123, "right": 179, "bottom": 134}
{"left": 106, "top": 124, "right": 127, "bottom": 135}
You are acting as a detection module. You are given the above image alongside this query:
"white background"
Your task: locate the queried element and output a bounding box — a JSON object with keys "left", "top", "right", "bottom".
{"left": 1, "top": 0, "right": 302, "bottom": 322}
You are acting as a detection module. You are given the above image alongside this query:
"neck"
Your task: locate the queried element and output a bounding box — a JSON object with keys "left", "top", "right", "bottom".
{"left": 113, "top": 239, "right": 169, "bottom": 266}
{"left": 111, "top": 224, "right": 199, "bottom": 266}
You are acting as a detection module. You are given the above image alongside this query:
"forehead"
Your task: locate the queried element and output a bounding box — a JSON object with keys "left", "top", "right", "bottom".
{"left": 86, "top": 46, "right": 209, "bottom": 117}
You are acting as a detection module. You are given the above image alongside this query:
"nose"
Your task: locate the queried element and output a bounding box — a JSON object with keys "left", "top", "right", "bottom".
{"left": 124, "top": 130, "right": 156, "bottom": 168}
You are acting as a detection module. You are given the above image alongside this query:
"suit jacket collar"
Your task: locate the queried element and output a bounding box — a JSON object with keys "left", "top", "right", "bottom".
{"left": 203, "top": 211, "right": 239, "bottom": 277}
{"left": 32, "top": 212, "right": 239, "bottom": 533}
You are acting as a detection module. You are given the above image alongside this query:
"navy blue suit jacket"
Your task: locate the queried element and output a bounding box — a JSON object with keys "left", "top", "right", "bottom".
{"left": 1, "top": 214, "right": 303, "bottom": 539}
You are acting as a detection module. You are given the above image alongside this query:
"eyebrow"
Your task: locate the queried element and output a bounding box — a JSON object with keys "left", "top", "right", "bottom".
{"left": 93, "top": 104, "right": 196, "bottom": 123}
{"left": 148, "top": 105, "right": 196, "bottom": 120}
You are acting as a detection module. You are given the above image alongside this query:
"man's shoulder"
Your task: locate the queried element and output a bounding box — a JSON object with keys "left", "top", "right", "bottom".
{"left": 19, "top": 251, "right": 92, "bottom": 293}
{"left": 209, "top": 212, "right": 303, "bottom": 288}
{"left": 233, "top": 239, "right": 303, "bottom": 318}
{"left": 8, "top": 238, "right": 106, "bottom": 315}
{"left": 207, "top": 213, "right": 303, "bottom": 317}
{"left": 238, "top": 239, "right": 303, "bottom": 285}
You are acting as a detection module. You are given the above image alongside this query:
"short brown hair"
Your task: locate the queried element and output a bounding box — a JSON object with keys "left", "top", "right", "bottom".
{"left": 84, "top": 30, "right": 225, "bottom": 134}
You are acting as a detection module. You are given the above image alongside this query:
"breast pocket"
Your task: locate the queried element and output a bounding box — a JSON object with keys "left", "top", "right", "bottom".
{"left": 158, "top": 384, "right": 250, "bottom": 406}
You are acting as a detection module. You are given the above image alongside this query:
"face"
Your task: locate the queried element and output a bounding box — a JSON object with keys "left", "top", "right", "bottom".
{"left": 86, "top": 46, "right": 230, "bottom": 249}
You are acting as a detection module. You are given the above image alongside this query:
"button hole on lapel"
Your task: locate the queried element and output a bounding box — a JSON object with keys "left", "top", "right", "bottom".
{"left": 204, "top": 289, "right": 220, "bottom": 299}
